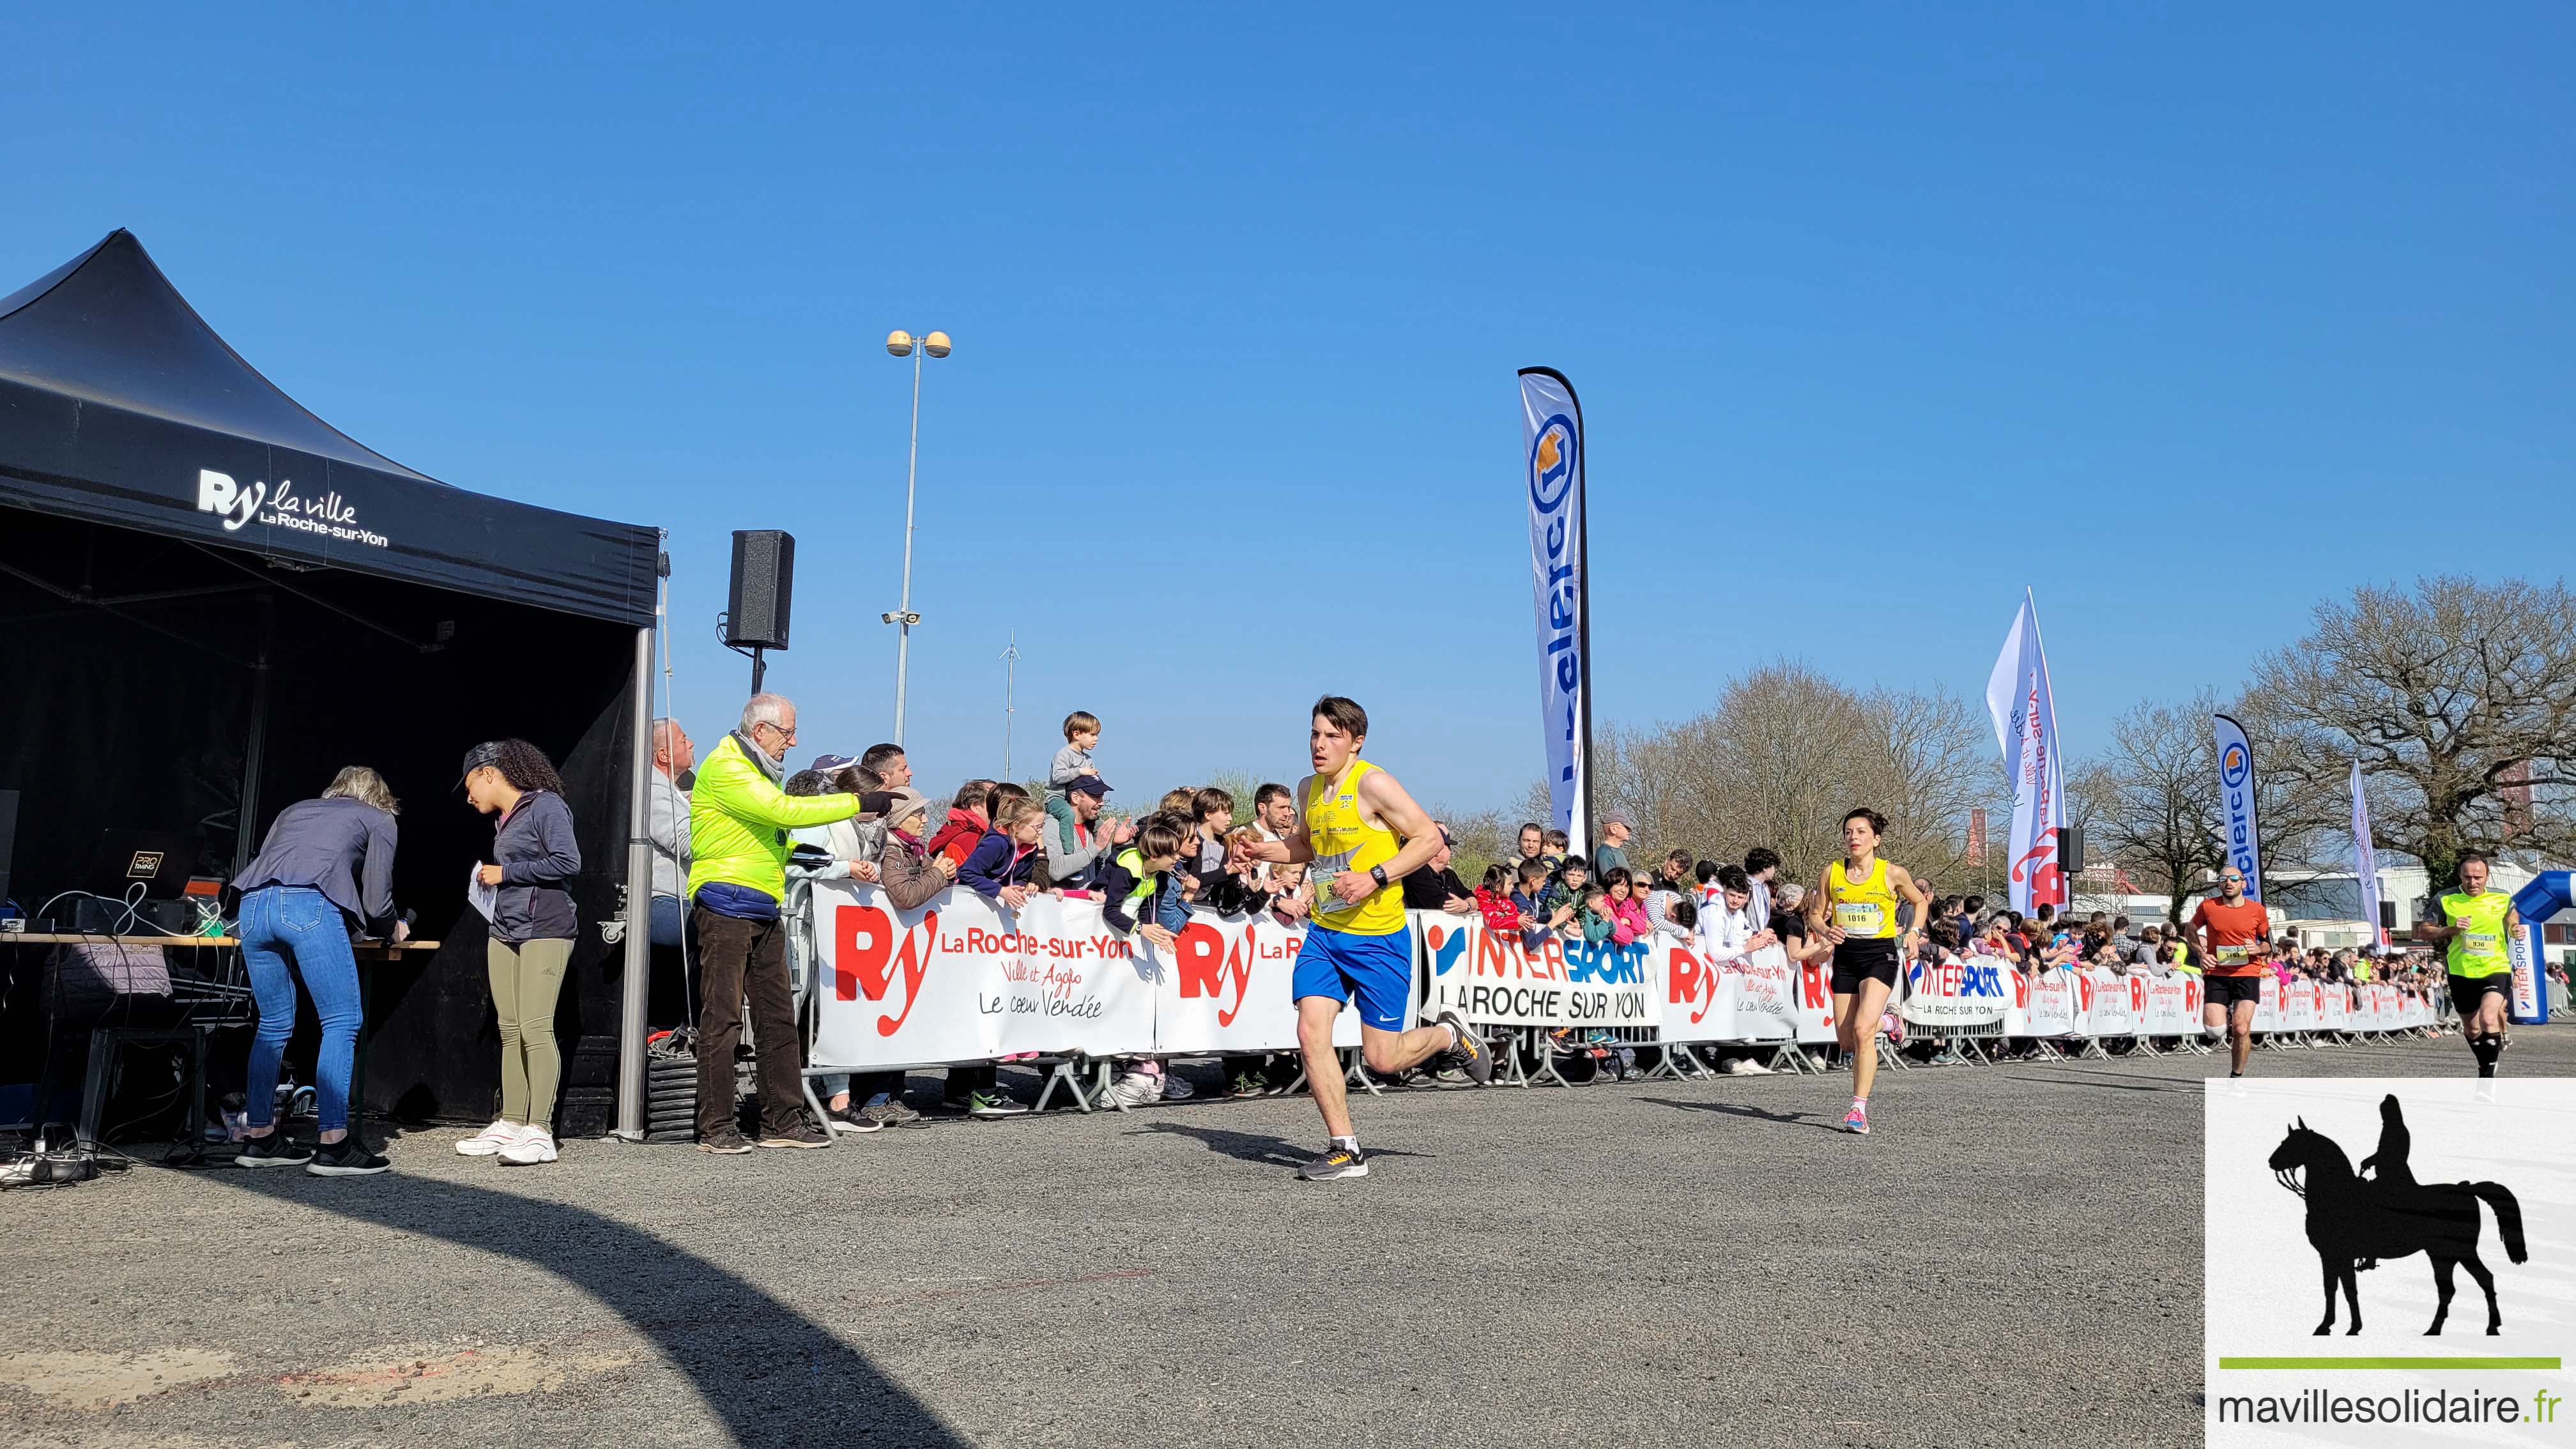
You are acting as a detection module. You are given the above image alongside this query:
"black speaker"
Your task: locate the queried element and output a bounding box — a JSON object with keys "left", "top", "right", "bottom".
{"left": 725, "top": 530, "right": 795, "bottom": 652}
{"left": 2058, "top": 824, "right": 2085, "bottom": 875}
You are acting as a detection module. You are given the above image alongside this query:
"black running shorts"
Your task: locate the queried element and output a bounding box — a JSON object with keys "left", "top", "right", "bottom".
{"left": 1830, "top": 938, "right": 1901, "bottom": 995}
{"left": 2448, "top": 973, "right": 2510, "bottom": 1016}
{"left": 2204, "top": 974, "right": 2265, "bottom": 1009}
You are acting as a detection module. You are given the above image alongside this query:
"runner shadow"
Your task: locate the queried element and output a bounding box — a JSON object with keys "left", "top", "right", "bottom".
{"left": 1642, "top": 1098, "right": 1844, "bottom": 1133}
{"left": 2002, "top": 1071, "right": 2194, "bottom": 1094}
{"left": 202, "top": 1169, "right": 964, "bottom": 1448}
{"left": 1126, "top": 1122, "right": 1430, "bottom": 1167}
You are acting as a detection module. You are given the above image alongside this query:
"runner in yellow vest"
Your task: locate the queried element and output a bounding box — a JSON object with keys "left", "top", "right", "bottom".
{"left": 1233, "top": 695, "right": 1491, "bottom": 1179}
{"left": 2416, "top": 852, "right": 2521, "bottom": 1077}
{"left": 1803, "top": 806, "right": 1931, "bottom": 1136}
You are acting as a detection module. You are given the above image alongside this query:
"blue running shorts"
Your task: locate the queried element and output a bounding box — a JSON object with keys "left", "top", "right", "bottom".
{"left": 1292, "top": 924, "right": 1413, "bottom": 1032}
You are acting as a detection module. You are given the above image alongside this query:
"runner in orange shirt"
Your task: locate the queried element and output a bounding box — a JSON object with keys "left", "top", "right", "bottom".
{"left": 2190, "top": 868, "right": 2271, "bottom": 1077}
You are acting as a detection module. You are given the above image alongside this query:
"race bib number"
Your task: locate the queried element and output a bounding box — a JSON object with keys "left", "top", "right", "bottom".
{"left": 2213, "top": 945, "right": 2250, "bottom": 965}
{"left": 1834, "top": 901, "right": 1885, "bottom": 935}
{"left": 2467, "top": 931, "right": 2501, "bottom": 955}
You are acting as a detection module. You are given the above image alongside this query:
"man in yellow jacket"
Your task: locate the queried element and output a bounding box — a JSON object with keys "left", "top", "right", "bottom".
{"left": 688, "top": 693, "right": 861, "bottom": 1153}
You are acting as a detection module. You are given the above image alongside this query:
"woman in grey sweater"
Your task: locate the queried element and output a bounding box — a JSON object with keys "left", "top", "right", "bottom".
{"left": 453, "top": 739, "right": 582, "bottom": 1167}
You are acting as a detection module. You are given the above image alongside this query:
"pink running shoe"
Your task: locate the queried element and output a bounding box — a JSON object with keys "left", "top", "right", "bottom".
{"left": 1841, "top": 1103, "right": 1871, "bottom": 1135}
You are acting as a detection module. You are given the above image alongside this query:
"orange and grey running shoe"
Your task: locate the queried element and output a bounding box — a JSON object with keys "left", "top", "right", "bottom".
{"left": 1436, "top": 1009, "right": 1494, "bottom": 1085}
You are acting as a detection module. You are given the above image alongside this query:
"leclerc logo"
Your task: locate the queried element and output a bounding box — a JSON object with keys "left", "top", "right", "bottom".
{"left": 2221, "top": 743, "right": 2248, "bottom": 788}
{"left": 1424, "top": 922, "right": 1468, "bottom": 977}
{"left": 1528, "top": 415, "right": 1577, "bottom": 512}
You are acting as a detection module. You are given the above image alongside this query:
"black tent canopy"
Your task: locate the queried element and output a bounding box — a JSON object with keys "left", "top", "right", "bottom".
{"left": 0, "top": 230, "right": 663, "bottom": 1138}
{"left": 0, "top": 229, "right": 657, "bottom": 624}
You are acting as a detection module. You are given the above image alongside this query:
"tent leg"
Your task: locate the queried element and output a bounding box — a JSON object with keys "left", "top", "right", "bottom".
{"left": 613, "top": 625, "right": 654, "bottom": 1142}
{"left": 230, "top": 594, "right": 275, "bottom": 877}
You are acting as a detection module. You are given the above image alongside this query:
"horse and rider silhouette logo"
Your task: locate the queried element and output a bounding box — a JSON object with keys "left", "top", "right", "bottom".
{"left": 2267, "top": 1095, "right": 2529, "bottom": 1337}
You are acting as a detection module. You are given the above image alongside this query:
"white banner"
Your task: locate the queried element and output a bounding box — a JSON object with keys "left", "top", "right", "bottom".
{"left": 1794, "top": 962, "right": 1840, "bottom": 1043}
{"left": 2280, "top": 976, "right": 2318, "bottom": 1032}
{"left": 2315, "top": 980, "right": 2350, "bottom": 1032}
{"left": 1154, "top": 909, "right": 1366, "bottom": 1055}
{"left": 1664, "top": 942, "right": 1800, "bottom": 1043}
{"left": 1520, "top": 368, "right": 1590, "bottom": 845}
{"left": 1984, "top": 589, "right": 2067, "bottom": 914}
{"left": 2140, "top": 971, "right": 2204, "bottom": 1035}
{"left": 810, "top": 884, "right": 1158, "bottom": 1068}
{"left": 2075, "top": 968, "right": 2135, "bottom": 1037}
{"left": 2212, "top": 712, "right": 2264, "bottom": 902}
{"left": 1899, "top": 954, "right": 2012, "bottom": 1029}
{"left": 1424, "top": 910, "right": 1655, "bottom": 1031}
{"left": 2019, "top": 967, "right": 2078, "bottom": 1037}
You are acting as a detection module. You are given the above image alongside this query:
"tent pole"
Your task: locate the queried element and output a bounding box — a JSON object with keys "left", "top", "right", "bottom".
{"left": 614, "top": 624, "right": 654, "bottom": 1142}
{"left": 231, "top": 594, "right": 275, "bottom": 877}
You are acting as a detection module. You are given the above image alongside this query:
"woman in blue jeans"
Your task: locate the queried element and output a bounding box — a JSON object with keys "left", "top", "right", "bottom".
{"left": 229, "top": 767, "right": 404, "bottom": 1176}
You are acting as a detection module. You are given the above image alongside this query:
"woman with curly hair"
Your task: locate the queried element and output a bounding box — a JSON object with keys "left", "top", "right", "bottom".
{"left": 454, "top": 739, "right": 581, "bottom": 1167}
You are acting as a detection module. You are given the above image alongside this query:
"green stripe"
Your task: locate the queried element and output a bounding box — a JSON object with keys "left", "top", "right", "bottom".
{"left": 2219, "top": 1357, "right": 2561, "bottom": 1370}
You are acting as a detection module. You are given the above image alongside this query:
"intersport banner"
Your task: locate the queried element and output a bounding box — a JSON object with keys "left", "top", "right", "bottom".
{"left": 1899, "top": 954, "right": 2013, "bottom": 1029}
{"left": 2212, "top": 712, "right": 2265, "bottom": 901}
{"left": 1425, "top": 910, "right": 1655, "bottom": 1031}
{"left": 1519, "top": 367, "right": 1591, "bottom": 845}
{"left": 1984, "top": 589, "right": 2067, "bottom": 914}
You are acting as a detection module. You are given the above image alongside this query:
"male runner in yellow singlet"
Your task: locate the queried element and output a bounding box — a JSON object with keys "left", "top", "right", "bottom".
{"left": 1235, "top": 696, "right": 1491, "bottom": 1179}
{"left": 1804, "top": 807, "right": 1929, "bottom": 1135}
{"left": 2415, "top": 852, "right": 2521, "bottom": 1078}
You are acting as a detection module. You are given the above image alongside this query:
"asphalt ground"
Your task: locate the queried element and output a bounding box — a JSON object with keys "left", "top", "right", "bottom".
{"left": 4, "top": 1026, "right": 2566, "bottom": 1448}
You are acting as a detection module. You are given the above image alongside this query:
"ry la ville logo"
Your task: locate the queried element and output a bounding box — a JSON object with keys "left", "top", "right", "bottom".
{"left": 197, "top": 468, "right": 389, "bottom": 548}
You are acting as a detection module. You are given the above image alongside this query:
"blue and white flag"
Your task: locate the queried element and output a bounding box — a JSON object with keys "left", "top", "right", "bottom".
{"left": 2350, "top": 760, "right": 2382, "bottom": 950}
{"left": 2212, "top": 712, "right": 2264, "bottom": 901}
{"left": 1983, "top": 588, "right": 2066, "bottom": 914}
{"left": 1519, "top": 368, "right": 1590, "bottom": 845}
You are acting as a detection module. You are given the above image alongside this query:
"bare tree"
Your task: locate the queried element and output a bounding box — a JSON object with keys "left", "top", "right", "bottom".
{"left": 2250, "top": 576, "right": 2576, "bottom": 895}
{"left": 2077, "top": 696, "right": 2223, "bottom": 926}
{"left": 1586, "top": 660, "right": 1993, "bottom": 887}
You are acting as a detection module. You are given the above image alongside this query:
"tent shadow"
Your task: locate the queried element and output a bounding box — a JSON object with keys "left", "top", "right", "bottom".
{"left": 1641, "top": 1098, "right": 1844, "bottom": 1133}
{"left": 200, "top": 1166, "right": 965, "bottom": 1448}
{"left": 1125, "top": 1121, "right": 1430, "bottom": 1167}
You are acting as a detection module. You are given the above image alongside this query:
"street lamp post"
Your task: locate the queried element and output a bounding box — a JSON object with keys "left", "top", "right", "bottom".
{"left": 1000, "top": 631, "right": 1020, "bottom": 781}
{"left": 882, "top": 327, "right": 952, "bottom": 745}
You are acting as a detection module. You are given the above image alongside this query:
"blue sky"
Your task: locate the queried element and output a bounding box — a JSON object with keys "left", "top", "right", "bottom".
{"left": 7, "top": 6, "right": 2568, "bottom": 813}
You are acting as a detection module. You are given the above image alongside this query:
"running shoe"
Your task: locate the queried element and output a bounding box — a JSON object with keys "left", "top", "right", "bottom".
{"left": 1297, "top": 1142, "right": 1370, "bottom": 1180}
{"left": 1436, "top": 1009, "right": 1494, "bottom": 1085}
{"left": 455, "top": 1121, "right": 523, "bottom": 1158}
{"left": 307, "top": 1138, "right": 390, "bottom": 1176}
{"left": 498, "top": 1128, "right": 558, "bottom": 1165}
{"left": 1098, "top": 1071, "right": 1159, "bottom": 1109}
{"left": 757, "top": 1121, "right": 832, "bottom": 1149}
{"left": 826, "top": 1105, "right": 884, "bottom": 1135}
{"left": 1841, "top": 1103, "right": 1870, "bottom": 1135}
{"left": 862, "top": 1099, "right": 926, "bottom": 1128}
{"left": 967, "top": 1091, "right": 1032, "bottom": 1118}
{"left": 1736, "top": 1058, "right": 1774, "bottom": 1076}
{"left": 1158, "top": 1071, "right": 1195, "bottom": 1101}
{"left": 697, "top": 1128, "right": 753, "bottom": 1155}
{"left": 234, "top": 1131, "right": 312, "bottom": 1169}
{"left": 1227, "top": 1071, "right": 1268, "bottom": 1099}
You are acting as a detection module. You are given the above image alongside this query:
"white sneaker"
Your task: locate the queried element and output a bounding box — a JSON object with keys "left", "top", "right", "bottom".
{"left": 1737, "top": 1059, "right": 1774, "bottom": 1075}
{"left": 1099, "top": 1071, "right": 1159, "bottom": 1108}
{"left": 456, "top": 1121, "right": 524, "bottom": 1156}
{"left": 498, "top": 1128, "right": 558, "bottom": 1165}
{"left": 1720, "top": 1058, "right": 1751, "bottom": 1075}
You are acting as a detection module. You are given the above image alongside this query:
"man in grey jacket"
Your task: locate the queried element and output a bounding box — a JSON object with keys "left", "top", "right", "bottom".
{"left": 1045, "top": 776, "right": 1133, "bottom": 889}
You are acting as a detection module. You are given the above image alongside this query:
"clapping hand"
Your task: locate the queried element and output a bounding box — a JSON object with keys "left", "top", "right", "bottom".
{"left": 1000, "top": 884, "right": 1029, "bottom": 910}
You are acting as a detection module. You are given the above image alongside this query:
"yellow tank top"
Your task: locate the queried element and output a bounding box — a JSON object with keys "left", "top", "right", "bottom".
{"left": 2441, "top": 891, "right": 2512, "bottom": 979}
{"left": 1827, "top": 857, "right": 1900, "bottom": 940}
{"left": 1304, "top": 760, "right": 1406, "bottom": 936}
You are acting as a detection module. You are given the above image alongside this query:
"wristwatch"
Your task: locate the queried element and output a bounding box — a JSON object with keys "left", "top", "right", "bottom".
{"left": 1368, "top": 865, "right": 1391, "bottom": 889}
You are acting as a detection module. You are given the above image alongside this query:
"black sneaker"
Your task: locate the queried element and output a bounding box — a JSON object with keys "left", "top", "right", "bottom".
{"left": 825, "top": 1105, "right": 883, "bottom": 1135}
{"left": 234, "top": 1131, "right": 312, "bottom": 1169}
{"left": 1437, "top": 1009, "right": 1494, "bottom": 1085}
{"left": 757, "top": 1121, "right": 832, "bottom": 1149}
{"left": 306, "top": 1138, "right": 389, "bottom": 1177}
{"left": 697, "top": 1128, "right": 753, "bottom": 1155}
{"left": 1298, "top": 1142, "right": 1369, "bottom": 1181}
